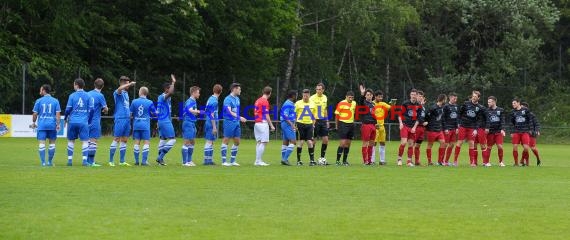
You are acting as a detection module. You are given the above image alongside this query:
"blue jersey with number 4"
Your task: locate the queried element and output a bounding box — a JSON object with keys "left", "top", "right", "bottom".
{"left": 66, "top": 90, "right": 94, "bottom": 124}
{"left": 130, "top": 97, "right": 155, "bottom": 131}
{"left": 33, "top": 94, "right": 61, "bottom": 130}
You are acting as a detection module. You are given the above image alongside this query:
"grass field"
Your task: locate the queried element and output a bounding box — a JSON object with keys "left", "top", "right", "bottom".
{"left": 1, "top": 137, "right": 569, "bottom": 239}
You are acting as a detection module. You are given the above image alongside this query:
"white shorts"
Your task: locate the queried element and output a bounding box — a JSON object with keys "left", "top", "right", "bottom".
{"left": 254, "top": 122, "right": 270, "bottom": 143}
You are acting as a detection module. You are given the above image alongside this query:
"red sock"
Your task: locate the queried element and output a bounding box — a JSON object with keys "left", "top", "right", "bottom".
{"left": 484, "top": 148, "right": 491, "bottom": 164}
{"left": 407, "top": 147, "right": 413, "bottom": 159}
{"left": 498, "top": 148, "right": 504, "bottom": 163}
{"left": 532, "top": 149, "right": 540, "bottom": 161}
{"left": 468, "top": 148, "right": 475, "bottom": 164}
{"left": 453, "top": 146, "right": 461, "bottom": 163}
{"left": 473, "top": 149, "right": 479, "bottom": 165}
{"left": 513, "top": 149, "right": 519, "bottom": 165}
{"left": 367, "top": 146, "right": 373, "bottom": 162}
{"left": 438, "top": 147, "right": 446, "bottom": 163}
{"left": 426, "top": 148, "right": 432, "bottom": 164}
{"left": 445, "top": 146, "right": 453, "bottom": 163}
{"left": 398, "top": 144, "right": 405, "bottom": 158}
{"left": 523, "top": 150, "right": 529, "bottom": 165}
{"left": 414, "top": 146, "right": 420, "bottom": 164}
{"left": 361, "top": 147, "right": 368, "bottom": 164}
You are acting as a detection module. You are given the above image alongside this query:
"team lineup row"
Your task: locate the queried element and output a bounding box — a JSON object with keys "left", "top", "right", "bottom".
{"left": 30, "top": 75, "right": 541, "bottom": 167}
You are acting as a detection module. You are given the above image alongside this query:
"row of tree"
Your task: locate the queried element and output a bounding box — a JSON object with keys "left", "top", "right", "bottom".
{"left": 1, "top": 0, "right": 568, "bottom": 126}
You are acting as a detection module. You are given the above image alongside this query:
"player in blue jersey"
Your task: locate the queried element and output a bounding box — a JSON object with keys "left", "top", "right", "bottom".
{"left": 203, "top": 84, "right": 223, "bottom": 165}
{"left": 64, "top": 78, "right": 95, "bottom": 166}
{"left": 155, "top": 74, "right": 177, "bottom": 166}
{"left": 280, "top": 90, "right": 298, "bottom": 166}
{"left": 130, "top": 87, "right": 156, "bottom": 166}
{"left": 31, "top": 84, "right": 61, "bottom": 166}
{"left": 87, "top": 78, "right": 108, "bottom": 166}
{"left": 181, "top": 86, "right": 202, "bottom": 167}
{"left": 221, "top": 83, "right": 247, "bottom": 166}
{"left": 109, "top": 76, "right": 136, "bottom": 167}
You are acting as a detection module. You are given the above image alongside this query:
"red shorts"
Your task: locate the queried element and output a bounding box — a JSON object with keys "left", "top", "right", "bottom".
{"left": 427, "top": 131, "right": 445, "bottom": 143}
{"left": 444, "top": 129, "right": 457, "bottom": 143}
{"left": 415, "top": 126, "right": 425, "bottom": 141}
{"left": 361, "top": 124, "right": 377, "bottom": 141}
{"left": 511, "top": 133, "right": 530, "bottom": 145}
{"left": 529, "top": 136, "right": 537, "bottom": 147}
{"left": 400, "top": 125, "right": 416, "bottom": 140}
{"left": 486, "top": 132, "right": 504, "bottom": 146}
{"left": 476, "top": 128, "right": 487, "bottom": 145}
{"left": 458, "top": 127, "right": 476, "bottom": 141}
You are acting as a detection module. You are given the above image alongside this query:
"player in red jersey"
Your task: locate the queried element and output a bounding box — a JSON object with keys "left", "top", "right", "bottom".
{"left": 510, "top": 98, "right": 534, "bottom": 166}
{"left": 358, "top": 85, "right": 377, "bottom": 165}
{"left": 253, "top": 86, "right": 276, "bottom": 166}
{"left": 424, "top": 94, "right": 447, "bottom": 166}
{"left": 396, "top": 89, "right": 420, "bottom": 167}
{"left": 454, "top": 91, "right": 485, "bottom": 167}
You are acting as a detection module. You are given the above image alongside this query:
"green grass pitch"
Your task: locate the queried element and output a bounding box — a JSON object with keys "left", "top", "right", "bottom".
{"left": 0, "top": 137, "right": 569, "bottom": 239}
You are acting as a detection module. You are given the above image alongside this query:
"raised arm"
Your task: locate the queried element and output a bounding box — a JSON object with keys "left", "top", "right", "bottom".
{"left": 164, "top": 74, "right": 177, "bottom": 99}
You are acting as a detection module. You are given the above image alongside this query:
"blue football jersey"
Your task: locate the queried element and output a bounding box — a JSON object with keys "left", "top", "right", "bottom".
{"left": 223, "top": 94, "right": 240, "bottom": 121}
{"left": 205, "top": 95, "right": 219, "bottom": 122}
{"left": 88, "top": 90, "right": 107, "bottom": 123}
{"left": 33, "top": 94, "right": 61, "bottom": 130}
{"left": 130, "top": 97, "right": 155, "bottom": 131}
{"left": 66, "top": 90, "right": 94, "bottom": 124}
{"left": 113, "top": 90, "right": 130, "bottom": 119}
{"left": 280, "top": 99, "right": 296, "bottom": 123}
{"left": 183, "top": 97, "right": 198, "bottom": 122}
{"left": 157, "top": 93, "right": 172, "bottom": 123}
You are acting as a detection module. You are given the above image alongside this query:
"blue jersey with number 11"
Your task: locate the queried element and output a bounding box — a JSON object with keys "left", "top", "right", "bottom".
{"left": 33, "top": 95, "right": 61, "bottom": 130}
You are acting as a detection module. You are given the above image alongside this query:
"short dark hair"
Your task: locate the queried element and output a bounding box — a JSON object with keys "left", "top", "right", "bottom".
{"left": 521, "top": 102, "right": 529, "bottom": 108}
{"left": 417, "top": 90, "right": 424, "bottom": 96}
{"left": 365, "top": 88, "right": 374, "bottom": 96}
{"left": 437, "top": 94, "right": 447, "bottom": 102}
{"left": 230, "top": 83, "right": 241, "bottom": 91}
{"left": 472, "top": 90, "right": 481, "bottom": 98}
{"left": 74, "top": 78, "right": 85, "bottom": 88}
{"left": 346, "top": 91, "right": 354, "bottom": 97}
{"left": 512, "top": 97, "right": 521, "bottom": 103}
{"left": 316, "top": 83, "right": 325, "bottom": 89}
{"left": 94, "top": 78, "right": 104, "bottom": 89}
{"left": 286, "top": 90, "right": 297, "bottom": 99}
{"left": 448, "top": 92, "right": 457, "bottom": 97}
{"left": 488, "top": 96, "right": 497, "bottom": 102}
{"left": 302, "top": 89, "right": 310, "bottom": 94}
{"left": 263, "top": 86, "right": 272, "bottom": 95}
{"left": 409, "top": 88, "right": 418, "bottom": 94}
{"left": 41, "top": 84, "right": 52, "bottom": 93}
{"left": 119, "top": 76, "right": 130, "bottom": 82}
{"left": 374, "top": 90, "right": 384, "bottom": 97}
{"left": 163, "top": 82, "right": 172, "bottom": 91}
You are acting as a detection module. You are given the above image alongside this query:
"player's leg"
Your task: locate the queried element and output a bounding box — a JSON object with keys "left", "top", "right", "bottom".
{"left": 221, "top": 137, "right": 230, "bottom": 166}
{"left": 204, "top": 140, "right": 215, "bottom": 165}
{"left": 397, "top": 126, "right": 409, "bottom": 166}
{"left": 437, "top": 135, "right": 446, "bottom": 165}
{"left": 79, "top": 124, "right": 90, "bottom": 166}
{"left": 454, "top": 127, "right": 467, "bottom": 166}
{"left": 157, "top": 122, "right": 176, "bottom": 163}
{"left": 426, "top": 136, "right": 434, "bottom": 165}
{"left": 133, "top": 137, "right": 141, "bottom": 165}
{"left": 307, "top": 125, "right": 316, "bottom": 166}
{"left": 511, "top": 133, "right": 520, "bottom": 166}
{"left": 343, "top": 138, "right": 352, "bottom": 166}
{"left": 47, "top": 136, "right": 56, "bottom": 166}
{"left": 255, "top": 124, "right": 270, "bottom": 166}
{"left": 230, "top": 137, "right": 241, "bottom": 166}
{"left": 468, "top": 139, "right": 477, "bottom": 167}
{"left": 142, "top": 139, "right": 150, "bottom": 165}
{"left": 37, "top": 131, "right": 47, "bottom": 166}
{"left": 530, "top": 137, "right": 541, "bottom": 166}
{"left": 119, "top": 136, "right": 130, "bottom": 166}
{"left": 360, "top": 125, "right": 369, "bottom": 165}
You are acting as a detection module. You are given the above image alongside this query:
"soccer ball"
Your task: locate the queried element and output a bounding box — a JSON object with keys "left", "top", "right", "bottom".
{"left": 318, "top": 157, "right": 328, "bottom": 166}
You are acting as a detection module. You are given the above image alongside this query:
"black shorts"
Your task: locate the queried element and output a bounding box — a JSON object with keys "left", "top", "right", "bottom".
{"left": 337, "top": 122, "right": 354, "bottom": 140}
{"left": 314, "top": 119, "right": 329, "bottom": 137}
{"left": 296, "top": 123, "right": 314, "bottom": 141}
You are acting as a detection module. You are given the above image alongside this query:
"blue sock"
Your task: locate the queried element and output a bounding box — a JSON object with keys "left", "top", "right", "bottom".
{"left": 221, "top": 144, "right": 228, "bottom": 163}
{"left": 142, "top": 144, "right": 149, "bottom": 164}
{"left": 281, "top": 145, "right": 287, "bottom": 161}
{"left": 119, "top": 142, "right": 127, "bottom": 163}
{"left": 67, "top": 142, "right": 74, "bottom": 165}
{"left": 181, "top": 145, "right": 188, "bottom": 164}
{"left": 48, "top": 144, "right": 55, "bottom": 164}
{"left": 109, "top": 141, "right": 117, "bottom": 163}
{"left": 188, "top": 144, "right": 195, "bottom": 163}
{"left": 39, "top": 143, "right": 46, "bottom": 165}
{"left": 230, "top": 145, "right": 238, "bottom": 163}
{"left": 134, "top": 145, "right": 140, "bottom": 164}
{"left": 160, "top": 139, "right": 176, "bottom": 160}
{"left": 285, "top": 144, "right": 295, "bottom": 160}
{"left": 81, "top": 142, "right": 89, "bottom": 165}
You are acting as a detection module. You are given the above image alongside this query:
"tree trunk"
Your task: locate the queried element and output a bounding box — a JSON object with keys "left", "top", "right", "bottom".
{"left": 283, "top": 35, "right": 297, "bottom": 92}
{"left": 385, "top": 56, "right": 390, "bottom": 96}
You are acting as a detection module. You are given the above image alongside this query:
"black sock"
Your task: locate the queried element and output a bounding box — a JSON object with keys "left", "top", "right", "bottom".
{"left": 308, "top": 147, "right": 315, "bottom": 161}
{"left": 337, "top": 147, "right": 343, "bottom": 162}
{"left": 343, "top": 147, "right": 350, "bottom": 162}
{"left": 297, "top": 147, "right": 302, "bottom": 162}
{"left": 321, "top": 144, "right": 328, "bottom": 158}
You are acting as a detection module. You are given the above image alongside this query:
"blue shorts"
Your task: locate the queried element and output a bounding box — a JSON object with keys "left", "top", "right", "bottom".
{"left": 37, "top": 130, "right": 57, "bottom": 141}
{"left": 113, "top": 119, "right": 131, "bottom": 137}
{"left": 281, "top": 122, "right": 296, "bottom": 141}
{"left": 158, "top": 121, "right": 175, "bottom": 139}
{"left": 133, "top": 130, "right": 151, "bottom": 140}
{"left": 67, "top": 122, "right": 89, "bottom": 141}
{"left": 89, "top": 122, "right": 102, "bottom": 139}
{"left": 223, "top": 121, "right": 241, "bottom": 138}
{"left": 182, "top": 121, "right": 197, "bottom": 140}
{"left": 204, "top": 122, "right": 218, "bottom": 141}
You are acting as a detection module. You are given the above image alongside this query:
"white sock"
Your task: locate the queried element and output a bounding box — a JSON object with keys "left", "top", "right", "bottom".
{"left": 380, "top": 145, "right": 386, "bottom": 163}
{"left": 371, "top": 146, "right": 376, "bottom": 163}
{"left": 256, "top": 143, "right": 266, "bottom": 162}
